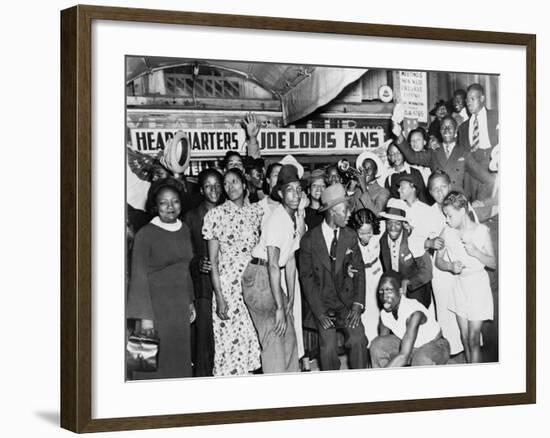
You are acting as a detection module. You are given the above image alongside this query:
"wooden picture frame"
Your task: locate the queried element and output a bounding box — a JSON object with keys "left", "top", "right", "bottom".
{"left": 60, "top": 4, "right": 536, "bottom": 433}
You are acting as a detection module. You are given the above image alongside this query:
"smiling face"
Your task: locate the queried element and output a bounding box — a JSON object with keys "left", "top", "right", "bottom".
{"left": 429, "top": 175, "right": 451, "bottom": 205}
{"left": 378, "top": 277, "right": 402, "bottom": 313}
{"left": 156, "top": 187, "right": 181, "bottom": 224}
{"left": 327, "top": 167, "right": 342, "bottom": 186}
{"left": 398, "top": 180, "right": 416, "bottom": 203}
{"left": 387, "top": 145, "right": 404, "bottom": 168}
{"left": 357, "top": 223, "right": 374, "bottom": 246}
{"left": 386, "top": 219, "right": 404, "bottom": 241}
{"left": 224, "top": 171, "right": 245, "bottom": 202}
{"left": 225, "top": 153, "right": 244, "bottom": 172}
{"left": 201, "top": 173, "right": 222, "bottom": 205}
{"left": 435, "top": 104, "right": 448, "bottom": 120}
{"left": 440, "top": 117, "right": 458, "bottom": 144}
{"left": 453, "top": 93, "right": 466, "bottom": 113}
{"left": 310, "top": 177, "right": 326, "bottom": 201}
{"left": 466, "top": 88, "right": 485, "bottom": 115}
{"left": 410, "top": 131, "right": 426, "bottom": 152}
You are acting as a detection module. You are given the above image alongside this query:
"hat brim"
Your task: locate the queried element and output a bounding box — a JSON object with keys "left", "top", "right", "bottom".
{"left": 270, "top": 178, "right": 308, "bottom": 200}
{"left": 319, "top": 195, "right": 353, "bottom": 212}
{"left": 355, "top": 151, "right": 384, "bottom": 179}
{"left": 379, "top": 212, "right": 410, "bottom": 223}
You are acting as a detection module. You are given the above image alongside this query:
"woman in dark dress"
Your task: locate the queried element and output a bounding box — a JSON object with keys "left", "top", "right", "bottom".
{"left": 127, "top": 178, "right": 195, "bottom": 380}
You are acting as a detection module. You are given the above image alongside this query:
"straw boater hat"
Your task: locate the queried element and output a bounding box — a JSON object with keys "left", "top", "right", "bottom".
{"left": 278, "top": 154, "right": 304, "bottom": 178}
{"left": 271, "top": 164, "right": 307, "bottom": 201}
{"left": 355, "top": 150, "right": 385, "bottom": 178}
{"left": 319, "top": 183, "right": 352, "bottom": 212}
{"left": 379, "top": 198, "right": 410, "bottom": 223}
{"left": 160, "top": 131, "right": 191, "bottom": 175}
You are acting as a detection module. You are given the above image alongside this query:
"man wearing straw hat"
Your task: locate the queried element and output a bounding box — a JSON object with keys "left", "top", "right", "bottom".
{"left": 299, "top": 183, "right": 368, "bottom": 371}
{"left": 379, "top": 198, "right": 433, "bottom": 309}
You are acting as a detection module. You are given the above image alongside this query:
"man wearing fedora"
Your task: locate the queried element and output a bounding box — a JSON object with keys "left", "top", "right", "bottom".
{"left": 299, "top": 183, "right": 368, "bottom": 371}
{"left": 242, "top": 164, "right": 306, "bottom": 373}
{"left": 379, "top": 198, "right": 433, "bottom": 309}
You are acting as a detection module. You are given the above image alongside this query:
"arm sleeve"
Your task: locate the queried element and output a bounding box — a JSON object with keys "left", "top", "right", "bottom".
{"left": 395, "top": 138, "right": 433, "bottom": 168}
{"left": 298, "top": 234, "right": 326, "bottom": 319}
{"left": 127, "top": 228, "right": 155, "bottom": 321}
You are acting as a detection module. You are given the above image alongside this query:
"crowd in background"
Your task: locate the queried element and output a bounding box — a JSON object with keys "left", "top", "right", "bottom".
{"left": 125, "top": 82, "right": 499, "bottom": 379}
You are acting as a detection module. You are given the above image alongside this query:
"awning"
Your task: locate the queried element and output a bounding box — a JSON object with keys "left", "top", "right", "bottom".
{"left": 126, "top": 57, "right": 367, "bottom": 125}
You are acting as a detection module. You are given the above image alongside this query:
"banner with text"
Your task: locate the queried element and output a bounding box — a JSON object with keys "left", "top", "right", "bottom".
{"left": 130, "top": 128, "right": 386, "bottom": 158}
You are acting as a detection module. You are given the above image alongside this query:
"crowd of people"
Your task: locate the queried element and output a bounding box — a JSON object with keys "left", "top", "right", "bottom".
{"left": 125, "top": 83, "right": 499, "bottom": 380}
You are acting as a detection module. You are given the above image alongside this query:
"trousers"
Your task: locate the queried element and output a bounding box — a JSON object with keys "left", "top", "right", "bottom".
{"left": 316, "top": 307, "right": 368, "bottom": 371}
{"left": 242, "top": 262, "right": 299, "bottom": 374}
{"left": 370, "top": 333, "right": 450, "bottom": 367}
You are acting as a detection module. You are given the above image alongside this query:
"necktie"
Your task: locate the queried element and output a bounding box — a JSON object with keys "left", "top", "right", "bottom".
{"left": 472, "top": 114, "right": 480, "bottom": 151}
{"left": 444, "top": 144, "right": 450, "bottom": 159}
{"left": 330, "top": 229, "right": 338, "bottom": 277}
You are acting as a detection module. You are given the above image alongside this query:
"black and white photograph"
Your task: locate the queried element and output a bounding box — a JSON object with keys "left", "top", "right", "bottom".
{"left": 125, "top": 56, "right": 500, "bottom": 381}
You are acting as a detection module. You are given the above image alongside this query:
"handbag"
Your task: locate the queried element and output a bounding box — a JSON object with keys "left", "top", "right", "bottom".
{"left": 126, "top": 330, "right": 159, "bottom": 372}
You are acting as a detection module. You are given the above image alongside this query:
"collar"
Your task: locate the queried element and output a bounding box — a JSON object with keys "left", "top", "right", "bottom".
{"left": 322, "top": 219, "right": 338, "bottom": 234}
{"left": 388, "top": 232, "right": 403, "bottom": 248}
{"left": 474, "top": 106, "right": 487, "bottom": 120}
{"left": 151, "top": 216, "right": 182, "bottom": 232}
{"left": 389, "top": 161, "right": 412, "bottom": 175}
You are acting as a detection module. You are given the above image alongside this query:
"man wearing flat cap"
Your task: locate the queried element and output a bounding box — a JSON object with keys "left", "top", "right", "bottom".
{"left": 299, "top": 184, "right": 368, "bottom": 371}
{"left": 242, "top": 164, "right": 306, "bottom": 373}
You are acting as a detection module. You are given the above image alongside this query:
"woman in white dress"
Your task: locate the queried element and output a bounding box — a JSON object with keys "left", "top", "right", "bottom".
{"left": 350, "top": 208, "right": 384, "bottom": 347}
{"left": 436, "top": 191, "right": 496, "bottom": 363}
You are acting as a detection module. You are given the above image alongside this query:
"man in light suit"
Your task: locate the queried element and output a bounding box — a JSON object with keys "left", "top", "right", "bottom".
{"left": 393, "top": 116, "right": 493, "bottom": 196}
{"left": 299, "top": 184, "right": 368, "bottom": 371}
{"left": 458, "top": 83, "right": 499, "bottom": 202}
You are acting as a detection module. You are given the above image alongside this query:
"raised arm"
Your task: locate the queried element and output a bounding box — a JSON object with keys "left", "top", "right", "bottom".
{"left": 242, "top": 112, "right": 261, "bottom": 158}
{"left": 393, "top": 121, "right": 432, "bottom": 167}
{"left": 386, "top": 311, "right": 426, "bottom": 367}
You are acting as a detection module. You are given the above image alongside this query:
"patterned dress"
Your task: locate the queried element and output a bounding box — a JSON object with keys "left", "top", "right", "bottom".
{"left": 202, "top": 200, "right": 263, "bottom": 376}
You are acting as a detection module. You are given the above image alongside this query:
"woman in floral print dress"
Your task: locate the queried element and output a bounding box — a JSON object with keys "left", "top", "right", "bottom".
{"left": 202, "top": 168, "right": 263, "bottom": 376}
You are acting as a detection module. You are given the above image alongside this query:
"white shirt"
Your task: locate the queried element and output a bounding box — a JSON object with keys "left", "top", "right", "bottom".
{"left": 252, "top": 204, "right": 300, "bottom": 267}
{"left": 406, "top": 199, "right": 442, "bottom": 257}
{"left": 453, "top": 107, "right": 469, "bottom": 126}
{"left": 387, "top": 233, "right": 403, "bottom": 272}
{"left": 469, "top": 107, "right": 492, "bottom": 150}
{"left": 321, "top": 220, "right": 340, "bottom": 257}
{"left": 380, "top": 296, "right": 441, "bottom": 348}
{"left": 386, "top": 162, "right": 413, "bottom": 187}
{"left": 442, "top": 141, "right": 457, "bottom": 159}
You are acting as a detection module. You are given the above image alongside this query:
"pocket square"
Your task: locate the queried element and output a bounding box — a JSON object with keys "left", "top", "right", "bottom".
{"left": 403, "top": 253, "right": 412, "bottom": 261}
{"left": 458, "top": 157, "right": 465, "bottom": 161}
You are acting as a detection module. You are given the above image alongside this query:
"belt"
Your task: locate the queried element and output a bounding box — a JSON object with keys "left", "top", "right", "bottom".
{"left": 250, "top": 257, "right": 268, "bottom": 267}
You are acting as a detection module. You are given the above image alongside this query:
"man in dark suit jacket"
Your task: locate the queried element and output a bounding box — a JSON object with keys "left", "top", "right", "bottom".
{"left": 393, "top": 115, "right": 494, "bottom": 197}
{"left": 299, "top": 183, "right": 368, "bottom": 371}
{"left": 378, "top": 199, "right": 433, "bottom": 309}
{"left": 458, "top": 83, "right": 499, "bottom": 201}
